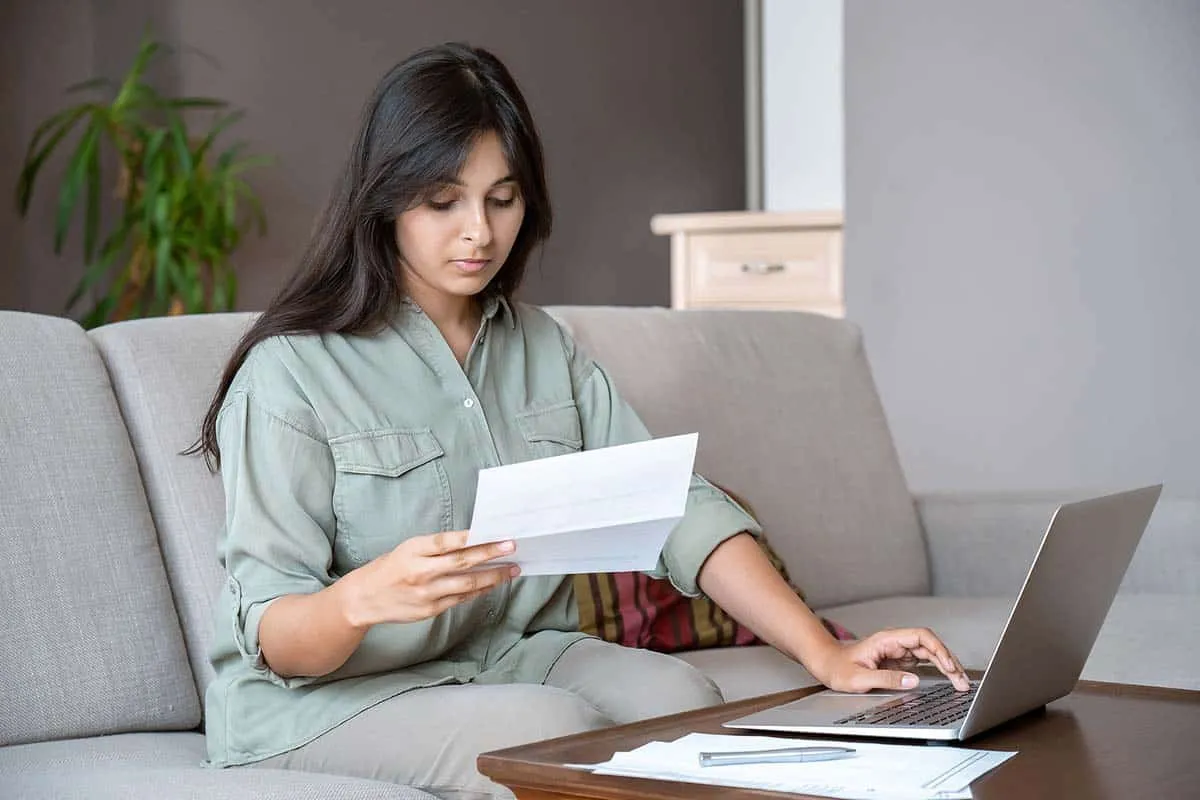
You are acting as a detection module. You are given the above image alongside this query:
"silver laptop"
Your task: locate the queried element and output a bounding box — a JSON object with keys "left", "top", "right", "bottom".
{"left": 725, "top": 485, "right": 1162, "bottom": 742}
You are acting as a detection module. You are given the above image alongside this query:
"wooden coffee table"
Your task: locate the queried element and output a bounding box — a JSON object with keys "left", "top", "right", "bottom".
{"left": 479, "top": 679, "right": 1200, "bottom": 799}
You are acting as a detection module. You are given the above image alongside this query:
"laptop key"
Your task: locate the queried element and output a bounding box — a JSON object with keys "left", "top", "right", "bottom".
{"left": 834, "top": 684, "right": 979, "bottom": 726}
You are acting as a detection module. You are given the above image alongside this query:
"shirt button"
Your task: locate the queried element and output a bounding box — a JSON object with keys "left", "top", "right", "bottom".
{"left": 463, "top": 398, "right": 475, "bottom": 409}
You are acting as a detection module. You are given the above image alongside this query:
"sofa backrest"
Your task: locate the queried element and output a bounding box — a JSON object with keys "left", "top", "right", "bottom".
{"left": 0, "top": 311, "right": 200, "bottom": 746}
{"left": 547, "top": 306, "right": 930, "bottom": 609}
{"left": 90, "top": 313, "right": 257, "bottom": 697}
{"left": 87, "top": 305, "right": 928, "bottom": 698}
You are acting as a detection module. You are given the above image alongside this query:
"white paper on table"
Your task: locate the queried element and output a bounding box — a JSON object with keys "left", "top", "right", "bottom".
{"left": 466, "top": 433, "right": 698, "bottom": 576}
{"left": 576, "top": 733, "right": 1015, "bottom": 800}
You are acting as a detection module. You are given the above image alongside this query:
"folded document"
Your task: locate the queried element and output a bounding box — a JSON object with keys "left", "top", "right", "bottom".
{"left": 467, "top": 433, "right": 698, "bottom": 575}
{"left": 576, "top": 732, "right": 1016, "bottom": 800}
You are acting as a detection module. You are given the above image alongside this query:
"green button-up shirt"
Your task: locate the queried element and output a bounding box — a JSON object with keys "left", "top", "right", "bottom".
{"left": 204, "top": 297, "right": 760, "bottom": 767}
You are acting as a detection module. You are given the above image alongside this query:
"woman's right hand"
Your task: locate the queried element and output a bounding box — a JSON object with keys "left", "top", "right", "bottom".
{"left": 339, "top": 530, "right": 519, "bottom": 629}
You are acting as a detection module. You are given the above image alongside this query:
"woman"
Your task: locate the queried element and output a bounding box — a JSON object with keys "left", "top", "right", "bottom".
{"left": 194, "top": 42, "right": 968, "bottom": 799}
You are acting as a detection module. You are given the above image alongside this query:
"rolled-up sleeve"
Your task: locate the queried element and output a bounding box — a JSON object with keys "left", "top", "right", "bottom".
{"left": 562, "top": 328, "right": 761, "bottom": 597}
{"left": 216, "top": 389, "right": 337, "bottom": 686}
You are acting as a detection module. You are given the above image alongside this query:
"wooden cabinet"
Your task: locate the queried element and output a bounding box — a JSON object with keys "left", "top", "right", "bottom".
{"left": 650, "top": 210, "right": 843, "bottom": 316}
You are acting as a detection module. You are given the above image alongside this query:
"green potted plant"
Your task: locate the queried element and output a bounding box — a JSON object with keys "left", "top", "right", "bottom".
{"left": 15, "top": 32, "right": 269, "bottom": 328}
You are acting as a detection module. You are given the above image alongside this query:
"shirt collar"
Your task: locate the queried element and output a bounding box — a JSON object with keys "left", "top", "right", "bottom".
{"left": 482, "top": 293, "right": 516, "bottom": 329}
{"left": 400, "top": 293, "right": 514, "bottom": 329}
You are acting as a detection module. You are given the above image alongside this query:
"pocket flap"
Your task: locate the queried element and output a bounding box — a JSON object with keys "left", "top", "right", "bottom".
{"left": 517, "top": 402, "right": 583, "bottom": 449}
{"left": 329, "top": 429, "right": 445, "bottom": 477}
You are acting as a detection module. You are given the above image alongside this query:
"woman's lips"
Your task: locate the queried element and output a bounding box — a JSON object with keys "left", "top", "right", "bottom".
{"left": 453, "top": 259, "right": 491, "bottom": 273}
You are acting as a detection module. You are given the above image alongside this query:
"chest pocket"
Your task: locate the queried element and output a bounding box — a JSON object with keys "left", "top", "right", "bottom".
{"left": 328, "top": 429, "right": 452, "bottom": 567}
{"left": 517, "top": 401, "right": 584, "bottom": 460}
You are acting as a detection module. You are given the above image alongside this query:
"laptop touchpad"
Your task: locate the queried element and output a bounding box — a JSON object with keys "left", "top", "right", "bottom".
{"left": 798, "top": 691, "right": 902, "bottom": 715}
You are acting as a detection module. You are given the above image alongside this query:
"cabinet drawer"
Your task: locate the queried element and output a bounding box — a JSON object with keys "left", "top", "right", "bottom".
{"left": 685, "top": 229, "right": 841, "bottom": 306}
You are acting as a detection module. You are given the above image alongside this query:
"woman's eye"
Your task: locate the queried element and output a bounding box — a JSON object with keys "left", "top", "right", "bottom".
{"left": 427, "top": 199, "right": 455, "bottom": 211}
{"left": 489, "top": 196, "right": 516, "bottom": 208}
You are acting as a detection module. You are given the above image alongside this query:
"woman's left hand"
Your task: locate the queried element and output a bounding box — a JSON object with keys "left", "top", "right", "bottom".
{"left": 812, "top": 628, "right": 971, "bottom": 693}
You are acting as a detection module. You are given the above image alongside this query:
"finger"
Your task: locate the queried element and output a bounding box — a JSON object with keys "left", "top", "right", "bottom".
{"left": 430, "top": 539, "right": 516, "bottom": 575}
{"left": 945, "top": 650, "right": 969, "bottom": 685}
{"left": 882, "top": 629, "right": 961, "bottom": 679}
{"left": 947, "top": 667, "right": 971, "bottom": 692}
{"left": 844, "top": 666, "right": 921, "bottom": 693}
{"left": 878, "top": 654, "right": 921, "bottom": 669}
{"left": 411, "top": 529, "right": 471, "bottom": 557}
{"left": 901, "top": 631, "right": 970, "bottom": 691}
{"left": 952, "top": 651, "right": 968, "bottom": 676}
{"left": 430, "top": 583, "right": 497, "bottom": 616}
{"left": 428, "top": 564, "right": 517, "bottom": 602}
{"left": 880, "top": 647, "right": 970, "bottom": 691}
{"left": 894, "top": 645, "right": 943, "bottom": 666}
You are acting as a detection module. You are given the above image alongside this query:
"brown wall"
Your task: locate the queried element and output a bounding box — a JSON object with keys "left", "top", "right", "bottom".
{"left": 1, "top": 0, "right": 95, "bottom": 317}
{"left": 1, "top": 0, "right": 744, "bottom": 316}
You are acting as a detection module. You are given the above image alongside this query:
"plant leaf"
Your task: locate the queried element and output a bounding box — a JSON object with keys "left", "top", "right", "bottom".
{"left": 165, "top": 96, "right": 228, "bottom": 109}
{"left": 154, "top": 231, "right": 173, "bottom": 304}
{"left": 139, "top": 128, "right": 168, "bottom": 230}
{"left": 228, "top": 154, "right": 273, "bottom": 175}
{"left": 66, "top": 223, "right": 128, "bottom": 312}
{"left": 223, "top": 268, "right": 237, "bottom": 311}
{"left": 184, "top": 256, "right": 205, "bottom": 312}
{"left": 81, "top": 295, "right": 117, "bottom": 330}
{"left": 16, "top": 104, "right": 92, "bottom": 213}
{"left": 208, "top": 252, "right": 233, "bottom": 312}
{"left": 121, "top": 83, "right": 167, "bottom": 116}
{"left": 83, "top": 121, "right": 103, "bottom": 262}
{"left": 53, "top": 123, "right": 100, "bottom": 254}
{"left": 167, "top": 111, "right": 193, "bottom": 176}
{"left": 118, "top": 35, "right": 161, "bottom": 103}
{"left": 193, "top": 109, "right": 244, "bottom": 163}
{"left": 215, "top": 141, "right": 247, "bottom": 172}
{"left": 66, "top": 77, "right": 114, "bottom": 95}
{"left": 23, "top": 103, "right": 90, "bottom": 161}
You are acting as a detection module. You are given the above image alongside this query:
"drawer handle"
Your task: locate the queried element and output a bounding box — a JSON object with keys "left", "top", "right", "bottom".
{"left": 740, "top": 262, "right": 786, "bottom": 275}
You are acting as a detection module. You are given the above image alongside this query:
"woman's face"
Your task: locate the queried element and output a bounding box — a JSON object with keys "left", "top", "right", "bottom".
{"left": 395, "top": 130, "right": 525, "bottom": 314}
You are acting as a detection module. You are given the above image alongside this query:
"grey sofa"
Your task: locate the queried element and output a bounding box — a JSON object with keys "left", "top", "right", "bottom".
{"left": 1, "top": 306, "right": 1195, "bottom": 799}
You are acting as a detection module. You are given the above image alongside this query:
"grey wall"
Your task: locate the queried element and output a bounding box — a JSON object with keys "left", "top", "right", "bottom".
{"left": 762, "top": 0, "right": 843, "bottom": 211}
{"left": 845, "top": 0, "right": 1200, "bottom": 494}
{"left": 1, "top": 0, "right": 744, "bottom": 315}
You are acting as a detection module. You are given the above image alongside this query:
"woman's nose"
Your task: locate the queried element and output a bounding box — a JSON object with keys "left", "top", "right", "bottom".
{"left": 462, "top": 205, "right": 493, "bottom": 247}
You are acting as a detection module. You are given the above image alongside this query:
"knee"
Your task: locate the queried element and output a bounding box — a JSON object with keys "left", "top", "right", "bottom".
{"left": 655, "top": 657, "right": 724, "bottom": 710}
{"left": 505, "top": 687, "right": 614, "bottom": 742}
{"left": 607, "top": 649, "right": 724, "bottom": 721}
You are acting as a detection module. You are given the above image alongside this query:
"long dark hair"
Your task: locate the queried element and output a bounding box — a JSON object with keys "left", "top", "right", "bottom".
{"left": 187, "top": 43, "right": 552, "bottom": 469}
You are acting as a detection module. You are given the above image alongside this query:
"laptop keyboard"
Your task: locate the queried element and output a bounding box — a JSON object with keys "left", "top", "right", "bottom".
{"left": 834, "top": 682, "right": 979, "bottom": 727}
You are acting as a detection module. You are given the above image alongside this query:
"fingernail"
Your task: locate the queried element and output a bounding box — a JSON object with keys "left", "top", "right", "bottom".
{"left": 509, "top": 565, "right": 521, "bottom": 577}
{"left": 498, "top": 540, "right": 515, "bottom": 553}
{"left": 902, "top": 674, "right": 919, "bottom": 689}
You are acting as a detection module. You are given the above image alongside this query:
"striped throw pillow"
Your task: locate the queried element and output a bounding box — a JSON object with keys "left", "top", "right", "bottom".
{"left": 573, "top": 486, "right": 855, "bottom": 652}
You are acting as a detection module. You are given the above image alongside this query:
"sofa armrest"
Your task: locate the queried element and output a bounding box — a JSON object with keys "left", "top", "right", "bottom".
{"left": 915, "top": 491, "right": 1200, "bottom": 598}
{"left": 915, "top": 493, "right": 1052, "bottom": 598}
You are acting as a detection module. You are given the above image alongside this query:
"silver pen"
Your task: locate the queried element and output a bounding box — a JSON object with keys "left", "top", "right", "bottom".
{"left": 698, "top": 746, "right": 856, "bottom": 767}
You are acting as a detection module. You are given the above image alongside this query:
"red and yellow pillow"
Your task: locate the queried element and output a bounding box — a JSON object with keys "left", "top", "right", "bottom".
{"left": 573, "top": 486, "right": 855, "bottom": 652}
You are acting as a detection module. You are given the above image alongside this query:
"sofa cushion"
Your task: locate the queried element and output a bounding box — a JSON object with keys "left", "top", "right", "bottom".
{"left": 0, "top": 311, "right": 200, "bottom": 746}
{"left": 91, "top": 313, "right": 257, "bottom": 696}
{"left": 0, "top": 732, "right": 433, "bottom": 799}
{"left": 547, "top": 306, "right": 930, "bottom": 608}
{"left": 576, "top": 537, "right": 856, "bottom": 652}
{"left": 821, "top": 594, "right": 1200, "bottom": 690}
